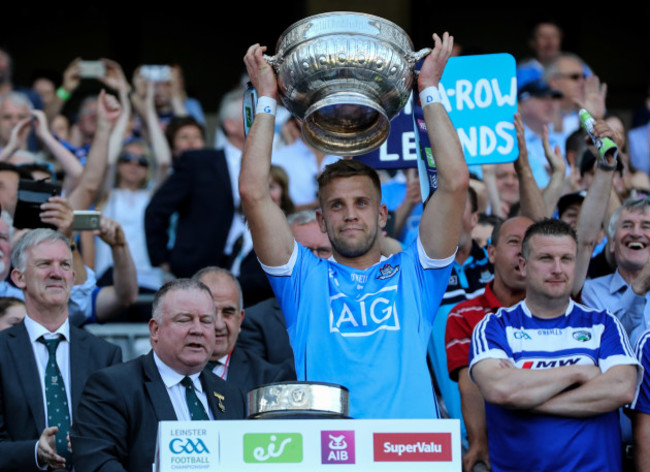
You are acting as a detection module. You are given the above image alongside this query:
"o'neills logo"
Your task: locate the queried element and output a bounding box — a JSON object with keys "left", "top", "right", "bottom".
{"left": 373, "top": 433, "right": 452, "bottom": 462}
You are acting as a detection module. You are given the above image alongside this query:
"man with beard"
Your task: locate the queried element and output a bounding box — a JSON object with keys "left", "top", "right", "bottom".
{"left": 239, "top": 32, "right": 468, "bottom": 418}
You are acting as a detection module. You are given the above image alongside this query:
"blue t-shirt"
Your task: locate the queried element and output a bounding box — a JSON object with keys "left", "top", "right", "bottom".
{"left": 469, "top": 300, "right": 639, "bottom": 472}
{"left": 262, "top": 237, "right": 453, "bottom": 419}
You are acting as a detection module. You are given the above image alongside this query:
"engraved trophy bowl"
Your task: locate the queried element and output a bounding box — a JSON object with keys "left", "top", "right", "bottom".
{"left": 247, "top": 381, "right": 350, "bottom": 419}
{"left": 265, "top": 11, "right": 430, "bottom": 156}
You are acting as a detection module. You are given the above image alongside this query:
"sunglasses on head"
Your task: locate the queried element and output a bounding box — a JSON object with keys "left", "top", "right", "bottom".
{"left": 118, "top": 153, "right": 149, "bottom": 167}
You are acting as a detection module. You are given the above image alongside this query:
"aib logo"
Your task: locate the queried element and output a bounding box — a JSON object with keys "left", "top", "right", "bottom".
{"left": 243, "top": 433, "right": 303, "bottom": 463}
{"left": 321, "top": 430, "right": 355, "bottom": 464}
{"left": 169, "top": 438, "right": 210, "bottom": 454}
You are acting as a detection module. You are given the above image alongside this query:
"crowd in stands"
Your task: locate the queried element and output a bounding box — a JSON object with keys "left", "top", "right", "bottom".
{"left": 0, "top": 16, "right": 649, "bottom": 472}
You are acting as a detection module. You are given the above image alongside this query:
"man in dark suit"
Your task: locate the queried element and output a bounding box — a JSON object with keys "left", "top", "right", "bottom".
{"left": 71, "top": 278, "right": 246, "bottom": 471}
{"left": 239, "top": 296, "right": 293, "bottom": 366}
{"left": 145, "top": 149, "right": 235, "bottom": 278}
{"left": 194, "top": 267, "right": 296, "bottom": 395}
{"left": 0, "top": 228, "right": 122, "bottom": 471}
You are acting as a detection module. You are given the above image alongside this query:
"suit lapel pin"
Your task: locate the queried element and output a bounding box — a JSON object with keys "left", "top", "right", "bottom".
{"left": 214, "top": 392, "right": 225, "bottom": 412}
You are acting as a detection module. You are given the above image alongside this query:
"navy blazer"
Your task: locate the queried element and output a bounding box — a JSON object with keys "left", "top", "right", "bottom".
{"left": 238, "top": 297, "right": 295, "bottom": 370}
{"left": 0, "top": 320, "right": 122, "bottom": 472}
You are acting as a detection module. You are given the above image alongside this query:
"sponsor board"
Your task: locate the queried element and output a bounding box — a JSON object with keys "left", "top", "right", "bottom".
{"left": 155, "top": 419, "right": 460, "bottom": 471}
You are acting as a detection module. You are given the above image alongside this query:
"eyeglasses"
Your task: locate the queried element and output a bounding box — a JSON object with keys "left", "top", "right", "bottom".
{"left": 118, "top": 153, "right": 149, "bottom": 167}
{"left": 558, "top": 73, "right": 586, "bottom": 81}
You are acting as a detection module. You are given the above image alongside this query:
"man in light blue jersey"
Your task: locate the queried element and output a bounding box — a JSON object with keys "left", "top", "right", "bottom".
{"left": 470, "top": 219, "right": 639, "bottom": 472}
{"left": 239, "top": 32, "right": 468, "bottom": 419}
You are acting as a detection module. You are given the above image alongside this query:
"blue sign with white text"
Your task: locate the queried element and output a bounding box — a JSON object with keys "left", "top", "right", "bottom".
{"left": 357, "top": 53, "right": 518, "bottom": 169}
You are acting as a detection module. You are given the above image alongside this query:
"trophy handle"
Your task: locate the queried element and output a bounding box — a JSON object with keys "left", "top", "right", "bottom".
{"left": 407, "top": 48, "right": 432, "bottom": 65}
{"left": 263, "top": 54, "right": 283, "bottom": 70}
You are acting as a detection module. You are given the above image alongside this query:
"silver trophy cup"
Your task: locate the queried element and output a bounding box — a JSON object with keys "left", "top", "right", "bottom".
{"left": 265, "top": 11, "right": 430, "bottom": 156}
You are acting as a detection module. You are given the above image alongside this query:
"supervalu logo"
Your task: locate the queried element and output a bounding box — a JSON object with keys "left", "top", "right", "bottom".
{"left": 373, "top": 433, "right": 452, "bottom": 462}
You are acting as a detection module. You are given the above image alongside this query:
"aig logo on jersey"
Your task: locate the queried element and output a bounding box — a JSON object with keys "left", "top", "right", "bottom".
{"left": 329, "top": 286, "right": 400, "bottom": 337}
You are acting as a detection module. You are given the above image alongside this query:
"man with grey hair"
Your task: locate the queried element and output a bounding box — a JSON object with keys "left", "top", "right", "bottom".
{"left": 0, "top": 207, "right": 137, "bottom": 325}
{"left": 194, "top": 267, "right": 295, "bottom": 394}
{"left": 0, "top": 228, "right": 121, "bottom": 470}
{"left": 71, "top": 278, "right": 245, "bottom": 471}
{"left": 582, "top": 197, "right": 650, "bottom": 347}
{"left": 0, "top": 91, "right": 32, "bottom": 150}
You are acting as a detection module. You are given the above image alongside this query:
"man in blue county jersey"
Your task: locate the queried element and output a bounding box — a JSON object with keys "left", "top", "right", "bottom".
{"left": 240, "top": 32, "right": 468, "bottom": 419}
{"left": 470, "top": 219, "right": 639, "bottom": 472}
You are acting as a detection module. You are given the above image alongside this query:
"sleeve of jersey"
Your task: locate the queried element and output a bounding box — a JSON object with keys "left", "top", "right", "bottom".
{"left": 445, "top": 302, "right": 474, "bottom": 381}
{"left": 632, "top": 330, "right": 650, "bottom": 413}
{"left": 415, "top": 235, "right": 455, "bottom": 326}
{"left": 468, "top": 311, "right": 511, "bottom": 381}
{"left": 259, "top": 241, "right": 312, "bottom": 330}
{"left": 598, "top": 311, "right": 643, "bottom": 375}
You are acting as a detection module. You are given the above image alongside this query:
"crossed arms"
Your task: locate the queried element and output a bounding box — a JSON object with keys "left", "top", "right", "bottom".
{"left": 471, "top": 357, "right": 637, "bottom": 416}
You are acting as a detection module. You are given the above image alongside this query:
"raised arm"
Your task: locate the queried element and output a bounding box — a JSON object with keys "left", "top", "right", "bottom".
{"left": 0, "top": 117, "right": 30, "bottom": 161}
{"left": 31, "top": 109, "right": 83, "bottom": 192}
{"left": 392, "top": 169, "right": 421, "bottom": 237}
{"left": 169, "top": 66, "right": 189, "bottom": 118}
{"left": 513, "top": 113, "right": 547, "bottom": 220}
{"left": 143, "top": 81, "right": 171, "bottom": 188}
{"left": 98, "top": 59, "right": 132, "bottom": 166}
{"left": 572, "top": 119, "right": 621, "bottom": 297}
{"left": 480, "top": 164, "right": 503, "bottom": 218}
{"left": 239, "top": 44, "right": 294, "bottom": 266}
{"left": 68, "top": 90, "right": 121, "bottom": 210}
{"left": 39, "top": 195, "right": 88, "bottom": 285}
{"left": 541, "top": 124, "right": 568, "bottom": 216}
{"left": 44, "top": 58, "right": 82, "bottom": 122}
{"left": 417, "top": 32, "right": 469, "bottom": 259}
{"left": 94, "top": 217, "right": 138, "bottom": 322}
